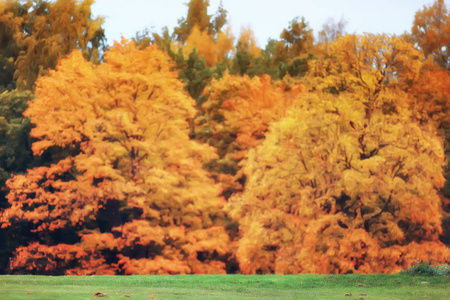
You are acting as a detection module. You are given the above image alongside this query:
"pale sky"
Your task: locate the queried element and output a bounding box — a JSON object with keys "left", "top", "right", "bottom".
{"left": 91, "top": 0, "right": 447, "bottom": 47}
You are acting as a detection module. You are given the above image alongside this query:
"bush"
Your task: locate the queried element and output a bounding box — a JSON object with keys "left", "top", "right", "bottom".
{"left": 404, "top": 263, "right": 450, "bottom": 276}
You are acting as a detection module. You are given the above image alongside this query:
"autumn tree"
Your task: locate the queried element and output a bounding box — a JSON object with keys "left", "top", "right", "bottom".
{"left": 134, "top": 28, "right": 231, "bottom": 104}
{"left": 195, "top": 72, "right": 301, "bottom": 199}
{"left": 178, "top": 1, "right": 234, "bottom": 67}
{"left": 0, "top": 0, "right": 105, "bottom": 90}
{"left": 229, "top": 87, "right": 449, "bottom": 275}
{"left": 305, "top": 34, "right": 422, "bottom": 102}
{"left": 311, "top": 32, "right": 450, "bottom": 211}
{"left": 408, "top": 67, "right": 450, "bottom": 136}
{"left": 238, "top": 39, "right": 282, "bottom": 79}
{"left": 0, "top": 1, "right": 20, "bottom": 91}
{"left": 411, "top": 0, "right": 450, "bottom": 71}
{"left": 0, "top": 40, "right": 231, "bottom": 275}
{"left": 266, "top": 17, "right": 315, "bottom": 79}
{"left": 245, "top": 39, "right": 301, "bottom": 79}
{"left": 0, "top": 0, "right": 105, "bottom": 273}
{"left": 228, "top": 34, "right": 450, "bottom": 274}
{"left": 0, "top": 90, "right": 35, "bottom": 205}
{"left": 183, "top": 25, "right": 234, "bottom": 67}
{"left": 175, "top": 0, "right": 211, "bottom": 42}
{"left": 0, "top": 89, "right": 36, "bottom": 273}
{"left": 137, "top": 1, "right": 233, "bottom": 102}
{"left": 280, "top": 17, "right": 314, "bottom": 58}
{"left": 409, "top": 0, "right": 450, "bottom": 241}
{"left": 228, "top": 19, "right": 314, "bottom": 79}
{"left": 409, "top": 62, "right": 450, "bottom": 245}
{"left": 177, "top": 48, "right": 213, "bottom": 104}
{"left": 175, "top": 0, "right": 228, "bottom": 42}
{"left": 231, "top": 26, "right": 262, "bottom": 76}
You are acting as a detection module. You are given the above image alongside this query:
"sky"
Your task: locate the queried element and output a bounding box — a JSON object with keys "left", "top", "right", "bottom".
{"left": 91, "top": 0, "right": 447, "bottom": 47}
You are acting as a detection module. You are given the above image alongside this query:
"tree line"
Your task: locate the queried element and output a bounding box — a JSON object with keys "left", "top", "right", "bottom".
{"left": 0, "top": 0, "right": 449, "bottom": 274}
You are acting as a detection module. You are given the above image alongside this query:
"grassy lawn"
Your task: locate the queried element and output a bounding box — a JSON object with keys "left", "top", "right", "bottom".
{"left": 0, "top": 273, "right": 448, "bottom": 299}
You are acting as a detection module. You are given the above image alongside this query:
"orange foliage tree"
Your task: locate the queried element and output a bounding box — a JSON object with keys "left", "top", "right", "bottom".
{"left": 409, "top": 68, "right": 450, "bottom": 129}
{"left": 411, "top": 0, "right": 450, "bottom": 71}
{"left": 228, "top": 34, "right": 450, "bottom": 274}
{"left": 0, "top": 40, "right": 230, "bottom": 275}
{"left": 195, "top": 72, "right": 301, "bottom": 198}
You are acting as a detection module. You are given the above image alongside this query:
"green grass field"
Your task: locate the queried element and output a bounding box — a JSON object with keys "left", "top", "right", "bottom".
{"left": 0, "top": 273, "right": 448, "bottom": 299}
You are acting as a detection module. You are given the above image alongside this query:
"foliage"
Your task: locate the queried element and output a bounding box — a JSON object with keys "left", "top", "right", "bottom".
{"left": 229, "top": 90, "right": 449, "bottom": 274}
{"left": 280, "top": 17, "right": 314, "bottom": 58}
{"left": 411, "top": 0, "right": 450, "bottom": 71}
{"left": 230, "top": 20, "right": 314, "bottom": 79}
{"left": 174, "top": 0, "right": 229, "bottom": 43}
{"left": 0, "top": 89, "right": 36, "bottom": 274}
{"left": 408, "top": 67, "right": 450, "bottom": 224}
{"left": 195, "top": 73, "right": 301, "bottom": 199}
{"left": 404, "top": 262, "right": 450, "bottom": 276}
{"left": 177, "top": 48, "right": 213, "bottom": 104}
{"left": 0, "top": 90, "right": 34, "bottom": 204}
{"left": 228, "top": 34, "right": 450, "bottom": 274}
{"left": 305, "top": 34, "right": 423, "bottom": 101}
{"left": 406, "top": 47, "right": 450, "bottom": 245}
{"left": 175, "top": 0, "right": 212, "bottom": 43}
{"left": 409, "top": 69, "right": 450, "bottom": 128}
{"left": 0, "top": 40, "right": 229, "bottom": 275}
{"left": 138, "top": 0, "right": 234, "bottom": 103}
{"left": 278, "top": 54, "right": 313, "bottom": 79}
{"left": 0, "top": 0, "right": 105, "bottom": 91}
{"left": 0, "top": 1, "right": 19, "bottom": 91}
{"left": 1, "top": 0, "right": 450, "bottom": 276}
{"left": 183, "top": 25, "right": 234, "bottom": 67}
{"left": 231, "top": 27, "right": 262, "bottom": 76}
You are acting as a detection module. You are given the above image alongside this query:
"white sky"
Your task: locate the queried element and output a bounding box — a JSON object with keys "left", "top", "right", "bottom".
{"left": 91, "top": 0, "right": 447, "bottom": 47}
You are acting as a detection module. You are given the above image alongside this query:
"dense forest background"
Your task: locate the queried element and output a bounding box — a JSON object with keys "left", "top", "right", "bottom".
{"left": 0, "top": 0, "right": 449, "bottom": 275}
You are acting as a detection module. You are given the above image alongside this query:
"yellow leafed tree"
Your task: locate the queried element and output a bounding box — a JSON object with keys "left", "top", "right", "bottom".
{"left": 228, "top": 34, "right": 450, "bottom": 274}
{"left": 183, "top": 25, "right": 234, "bottom": 67}
{"left": 176, "top": 0, "right": 234, "bottom": 67}
{"left": 0, "top": 0, "right": 104, "bottom": 90}
{"left": 229, "top": 91, "right": 449, "bottom": 274}
{"left": 306, "top": 34, "right": 423, "bottom": 104}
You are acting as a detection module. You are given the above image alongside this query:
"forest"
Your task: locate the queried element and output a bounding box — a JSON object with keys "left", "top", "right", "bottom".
{"left": 0, "top": 0, "right": 449, "bottom": 275}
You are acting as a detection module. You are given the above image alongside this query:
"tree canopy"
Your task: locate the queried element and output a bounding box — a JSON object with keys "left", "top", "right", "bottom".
{"left": 229, "top": 90, "right": 448, "bottom": 274}
{"left": 0, "top": 0, "right": 105, "bottom": 90}
{"left": 0, "top": 0, "right": 449, "bottom": 275}
{"left": 1, "top": 40, "right": 230, "bottom": 275}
